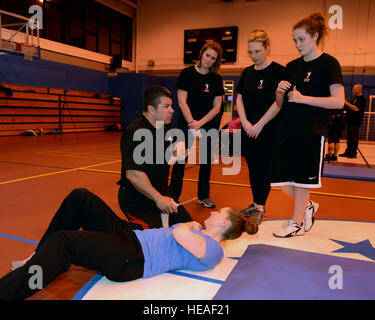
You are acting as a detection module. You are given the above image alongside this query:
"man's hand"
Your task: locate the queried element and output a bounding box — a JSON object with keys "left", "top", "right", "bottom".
{"left": 155, "top": 195, "right": 178, "bottom": 214}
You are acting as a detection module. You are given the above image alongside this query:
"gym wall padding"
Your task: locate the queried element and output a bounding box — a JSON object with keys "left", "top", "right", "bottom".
{"left": 2, "top": 53, "right": 375, "bottom": 128}
{"left": 0, "top": 54, "right": 108, "bottom": 94}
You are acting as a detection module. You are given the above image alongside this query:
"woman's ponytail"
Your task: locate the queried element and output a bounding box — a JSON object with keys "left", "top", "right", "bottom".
{"left": 222, "top": 208, "right": 258, "bottom": 241}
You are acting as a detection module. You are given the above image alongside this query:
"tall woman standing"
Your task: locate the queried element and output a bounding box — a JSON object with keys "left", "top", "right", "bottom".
{"left": 272, "top": 12, "right": 344, "bottom": 237}
{"left": 170, "top": 41, "right": 224, "bottom": 208}
{"left": 236, "top": 29, "right": 285, "bottom": 224}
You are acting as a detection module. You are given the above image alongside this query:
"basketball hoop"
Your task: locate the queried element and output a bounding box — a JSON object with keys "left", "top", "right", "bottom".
{"left": 20, "top": 43, "right": 36, "bottom": 61}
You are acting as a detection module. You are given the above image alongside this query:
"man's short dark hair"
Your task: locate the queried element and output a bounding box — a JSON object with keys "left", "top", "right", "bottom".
{"left": 142, "top": 86, "right": 172, "bottom": 112}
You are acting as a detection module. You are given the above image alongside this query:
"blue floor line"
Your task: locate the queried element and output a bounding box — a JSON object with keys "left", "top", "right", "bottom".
{"left": 0, "top": 232, "right": 38, "bottom": 245}
{"left": 71, "top": 273, "right": 104, "bottom": 300}
{"left": 0, "top": 232, "right": 102, "bottom": 301}
{"left": 167, "top": 270, "right": 225, "bottom": 285}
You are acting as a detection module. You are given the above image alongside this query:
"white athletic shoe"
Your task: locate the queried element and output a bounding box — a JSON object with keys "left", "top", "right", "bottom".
{"left": 304, "top": 200, "right": 319, "bottom": 232}
{"left": 10, "top": 252, "right": 35, "bottom": 270}
{"left": 273, "top": 219, "right": 304, "bottom": 238}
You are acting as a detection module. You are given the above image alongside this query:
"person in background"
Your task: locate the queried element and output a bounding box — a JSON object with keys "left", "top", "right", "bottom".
{"left": 340, "top": 84, "right": 366, "bottom": 159}
{"left": 218, "top": 110, "right": 241, "bottom": 158}
{"left": 324, "top": 108, "right": 345, "bottom": 162}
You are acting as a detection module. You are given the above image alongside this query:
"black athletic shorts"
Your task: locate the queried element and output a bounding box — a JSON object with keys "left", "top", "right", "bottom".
{"left": 271, "top": 134, "right": 325, "bottom": 188}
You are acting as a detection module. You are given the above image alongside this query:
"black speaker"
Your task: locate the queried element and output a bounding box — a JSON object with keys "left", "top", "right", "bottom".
{"left": 110, "top": 54, "right": 122, "bottom": 70}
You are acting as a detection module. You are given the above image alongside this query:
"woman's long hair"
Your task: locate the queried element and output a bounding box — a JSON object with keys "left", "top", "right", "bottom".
{"left": 196, "top": 40, "right": 223, "bottom": 74}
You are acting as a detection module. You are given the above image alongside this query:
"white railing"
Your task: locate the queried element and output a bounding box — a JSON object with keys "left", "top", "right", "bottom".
{"left": 365, "top": 95, "right": 375, "bottom": 141}
{"left": 0, "top": 9, "right": 40, "bottom": 51}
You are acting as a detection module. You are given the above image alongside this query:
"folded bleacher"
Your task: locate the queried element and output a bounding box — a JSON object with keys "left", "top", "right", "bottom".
{"left": 0, "top": 83, "right": 121, "bottom": 136}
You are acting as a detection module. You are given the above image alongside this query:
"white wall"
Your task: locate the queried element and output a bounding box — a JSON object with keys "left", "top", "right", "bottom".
{"left": 137, "top": 0, "right": 375, "bottom": 74}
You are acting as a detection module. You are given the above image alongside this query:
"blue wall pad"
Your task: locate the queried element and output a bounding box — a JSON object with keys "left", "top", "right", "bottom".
{"left": 213, "top": 244, "right": 375, "bottom": 300}
{"left": 323, "top": 164, "right": 375, "bottom": 182}
{"left": 0, "top": 54, "right": 108, "bottom": 93}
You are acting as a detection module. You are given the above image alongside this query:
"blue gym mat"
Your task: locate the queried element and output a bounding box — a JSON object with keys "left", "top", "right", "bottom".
{"left": 323, "top": 164, "right": 375, "bottom": 181}
{"left": 213, "top": 244, "right": 375, "bottom": 300}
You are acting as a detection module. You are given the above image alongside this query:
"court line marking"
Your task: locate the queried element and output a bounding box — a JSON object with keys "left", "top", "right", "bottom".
{"left": 182, "top": 178, "right": 375, "bottom": 201}
{"left": 0, "top": 160, "right": 72, "bottom": 170}
{"left": 80, "top": 168, "right": 120, "bottom": 174}
{"left": 0, "top": 160, "right": 120, "bottom": 185}
{"left": 71, "top": 274, "right": 104, "bottom": 300}
{"left": 36, "top": 151, "right": 119, "bottom": 161}
{"left": 0, "top": 232, "right": 39, "bottom": 245}
{"left": 50, "top": 167, "right": 375, "bottom": 201}
{"left": 2, "top": 162, "right": 375, "bottom": 202}
{"left": 73, "top": 271, "right": 226, "bottom": 300}
{"left": 167, "top": 270, "right": 224, "bottom": 285}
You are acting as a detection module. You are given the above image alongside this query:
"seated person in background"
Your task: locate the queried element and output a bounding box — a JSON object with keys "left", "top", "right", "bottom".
{"left": 227, "top": 110, "right": 241, "bottom": 157}
{"left": 0, "top": 187, "right": 258, "bottom": 300}
{"left": 117, "top": 85, "right": 192, "bottom": 229}
{"left": 218, "top": 110, "right": 241, "bottom": 157}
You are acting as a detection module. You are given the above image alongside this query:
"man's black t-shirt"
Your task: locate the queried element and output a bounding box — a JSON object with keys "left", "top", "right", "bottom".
{"left": 117, "top": 115, "right": 174, "bottom": 204}
{"left": 278, "top": 53, "right": 344, "bottom": 137}
{"left": 237, "top": 61, "right": 285, "bottom": 133}
{"left": 345, "top": 95, "right": 366, "bottom": 126}
{"left": 176, "top": 65, "right": 224, "bottom": 130}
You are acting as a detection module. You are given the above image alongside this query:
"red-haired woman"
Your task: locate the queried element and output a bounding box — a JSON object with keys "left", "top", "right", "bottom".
{"left": 272, "top": 12, "right": 345, "bottom": 237}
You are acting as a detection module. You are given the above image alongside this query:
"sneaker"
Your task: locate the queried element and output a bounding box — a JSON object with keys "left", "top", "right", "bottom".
{"left": 10, "top": 252, "right": 35, "bottom": 270}
{"left": 304, "top": 200, "right": 319, "bottom": 232}
{"left": 330, "top": 155, "right": 338, "bottom": 162}
{"left": 198, "top": 197, "right": 216, "bottom": 208}
{"left": 273, "top": 219, "right": 304, "bottom": 238}
{"left": 246, "top": 208, "right": 266, "bottom": 225}
{"left": 241, "top": 203, "right": 257, "bottom": 216}
{"left": 324, "top": 154, "right": 331, "bottom": 161}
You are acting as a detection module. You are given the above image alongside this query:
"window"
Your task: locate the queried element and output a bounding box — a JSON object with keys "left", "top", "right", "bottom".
{"left": 0, "top": 0, "right": 133, "bottom": 62}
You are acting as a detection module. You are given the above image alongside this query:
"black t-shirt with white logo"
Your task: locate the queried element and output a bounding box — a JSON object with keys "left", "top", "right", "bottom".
{"left": 237, "top": 61, "right": 285, "bottom": 134}
{"left": 176, "top": 65, "right": 224, "bottom": 130}
{"left": 118, "top": 115, "right": 174, "bottom": 203}
{"left": 345, "top": 95, "right": 366, "bottom": 126}
{"left": 278, "top": 53, "right": 343, "bottom": 137}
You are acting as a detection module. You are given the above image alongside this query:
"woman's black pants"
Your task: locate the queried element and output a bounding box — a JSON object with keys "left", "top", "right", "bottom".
{"left": 243, "top": 133, "right": 274, "bottom": 206}
{"left": 169, "top": 128, "right": 215, "bottom": 201}
{"left": 0, "top": 188, "right": 144, "bottom": 300}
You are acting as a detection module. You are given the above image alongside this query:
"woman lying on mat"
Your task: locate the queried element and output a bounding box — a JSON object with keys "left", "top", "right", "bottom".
{"left": 0, "top": 188, "right": 258, "bottom": 300}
